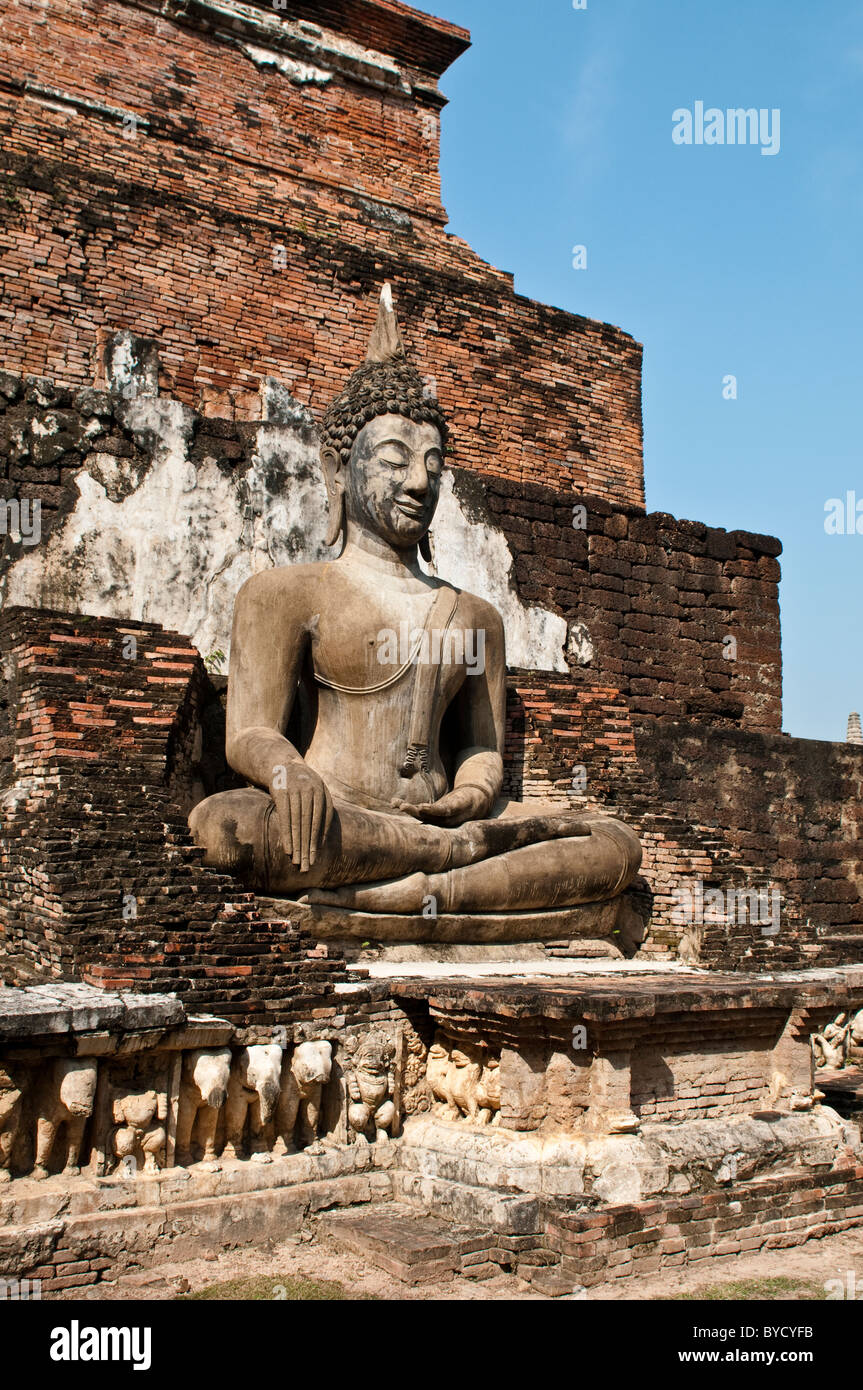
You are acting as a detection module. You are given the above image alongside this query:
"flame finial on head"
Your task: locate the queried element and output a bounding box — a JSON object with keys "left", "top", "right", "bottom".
{"left": 319, "top": 283, "right": 449, "bottom": 476}
{"left": 365, "top": 282, "right": 405, "bottom": 364}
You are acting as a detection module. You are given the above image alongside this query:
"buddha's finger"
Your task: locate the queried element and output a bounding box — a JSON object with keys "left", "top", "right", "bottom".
{"left": 415, "top": 795, "right": 464, "bottom": 820}
{"left": 322, "top": 786, "right": 335, "bottom": 838}
{"left": 275, "top": 795, "right": 293, "bottom": 857}
{"left": 300, "top": 789, "right": 315, "bottom": 872}
{"left": 288, "top": 790, "right": 303, "bottom": 866}
{"left": 309, "top": 788, "right": 325, "bottom": 867}
{"left": 557, "top": 817, "right": 592, "bottom": 838}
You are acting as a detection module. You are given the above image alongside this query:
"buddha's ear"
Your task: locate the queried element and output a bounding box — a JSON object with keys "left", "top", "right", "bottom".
{"left": 320, "top": 446, "right": 346, "bottom": 549}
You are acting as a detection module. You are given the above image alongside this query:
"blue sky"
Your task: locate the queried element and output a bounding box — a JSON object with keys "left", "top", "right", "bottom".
{"left": 430, "top": 0, "right": 863, "bottom": 742}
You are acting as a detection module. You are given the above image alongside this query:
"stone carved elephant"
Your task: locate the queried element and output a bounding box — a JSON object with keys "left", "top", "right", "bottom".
{"left": 223, "top": 1044, "right": 283, "bottom": 1163}
{"left": 274, "top": 1041, "right": 333, "bottom": 1154}
{"left": 0, "top": 1066, "right": 23, "bottom": 1183}
{"left": 33, "top": 1058, "right": 98, "bottom": 1179}
{"left": 112, "top": 1090, "right": 167, "bottom": 1175}
{"left": 175, "top": 1048, "right": 232, "bottom": 1169}
{"left": 426, "top": 1033, "right": 453, "bottom": 1115}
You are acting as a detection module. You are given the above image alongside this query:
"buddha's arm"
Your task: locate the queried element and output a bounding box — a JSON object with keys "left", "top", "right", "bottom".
{"left": 401, "top": 603, "right": 506, "bottom": 826}
{"left": 450, "top": 604, "right": 506, "bottom": 805}
{"left": 225, "top": 573, "right": 332, "bottom": 870}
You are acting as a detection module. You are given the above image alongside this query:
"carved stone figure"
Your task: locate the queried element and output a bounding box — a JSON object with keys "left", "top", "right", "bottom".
{"left": 475, "top": 1053, "right": 501, "bottom": 1126}
{"left": 422, "top": 1031, "right": 501, "bottom": 1125}
{"left": 111, "top": 1089, "right": 167, "bottom": 1175}
{"left": 175, "top": 1048, "right": 232, "bottom": 1169}
{"left": 33, "top": 1058, "right": 98, "bottom": 1179}
{"left": 445, "top": 1041, "right": 486, "bottom": 1122}
{"left": 812, "top": 1014, "right": 851, "bottom": 1070}
{"left": 0, "top": 1065, "right": 22, "bottom": 1183}
{"left": 344, "top": 1032, "right": 396, "bottom": 1143}
{"left": 274, "top": 1040, "right": 332, "bottom": 1154}
{"left": 189, "top": 285, "right": 642, "bottom": 942}
{"left": 223, "top": 1044, "right": 283, "bottom": 1162}
{"left": 401, "top": 1024, "right": 432, "bottom": 1116}
{"left": 426, "top": 1032, "right": 454, "bottom": 1116}
{"left": 851, "top": 1009, "right": 863, "bottom": 1049}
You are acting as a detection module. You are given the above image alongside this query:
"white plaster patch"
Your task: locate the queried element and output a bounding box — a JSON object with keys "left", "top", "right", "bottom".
{"left": 2, "top": 419, "right": 567, "bottom": 673}
{"left": 427, "top": 472, "right": 568, "bottom": 672}
{"left": 2, "top": 408, "right": 324, "bottom": 664}
{"left": 241, "top": 43, "right": 331, "bottom": 85}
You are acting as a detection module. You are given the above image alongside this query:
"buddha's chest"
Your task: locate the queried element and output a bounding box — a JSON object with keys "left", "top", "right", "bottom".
{"left": 310, "top": 587, "right": 466, "bottom": 691}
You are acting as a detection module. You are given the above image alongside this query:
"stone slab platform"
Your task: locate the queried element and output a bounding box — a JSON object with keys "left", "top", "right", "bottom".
{"left": 259, "top": 896, "right": 624, "bottom": 944}
{"left": 0, "top": 984, "right": 186, "bottom": 1042}
{"left": 320, "top": 1203, "right": 493, "bottom": 1283}
{"left": 384, "top": 964, "right": 863, "bottom": 1023}
{"left": 0, "top": 1145, "right": 396, "bottom": 1292}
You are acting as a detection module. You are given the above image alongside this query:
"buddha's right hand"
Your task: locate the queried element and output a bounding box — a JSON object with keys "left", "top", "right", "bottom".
{"left": 268, "top": 763, "right": 334, "bottom": 873}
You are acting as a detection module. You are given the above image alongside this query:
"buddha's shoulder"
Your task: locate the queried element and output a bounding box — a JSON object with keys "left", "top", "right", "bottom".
{"left": 235, "top": 563, "right": 328, "bottom": 609}
{"left": 449, "top": 586, "right": 504, "bottom": 634}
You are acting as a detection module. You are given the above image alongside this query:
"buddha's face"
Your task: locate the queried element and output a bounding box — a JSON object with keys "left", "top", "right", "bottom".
{"left": 346, "top": 414, "right": 443, "bottom": 549}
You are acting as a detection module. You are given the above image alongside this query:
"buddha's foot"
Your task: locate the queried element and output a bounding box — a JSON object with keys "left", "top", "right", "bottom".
{"left": 307, "top": 817, "right": 641, "bottom": 915}
{"left": 453, "top": 812, "right": 591, "bottom": 868}
{"left": 308, "top": 871, "right": 431, "bottom": 913}
{"left": 306, "top": 817, "right": 595, "bottom": 913}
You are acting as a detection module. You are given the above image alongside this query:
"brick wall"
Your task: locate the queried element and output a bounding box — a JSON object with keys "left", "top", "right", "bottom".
{"left": 0, "top": 374, "right": 781, "bottom": 736}
{"left": 543, "top": 1165, "right": 863, "bottom": 1289}
{"left": 5, "top": 1154, "right": 862, "bottom": 1294}
{"left": 504, "top": 675, "right": 863, "bottom": 967}
{"left": 475, "top": 472, "right": 784, "bottom": 734}
{"left": 0, "top": 0, "right": 645, "bottom": 506}
{"left": 0, "top": 605, "right": 355, "bottom": 1021}
{"left": 635, "top": 718, "right": 863, "bottom": 968}
{"left": 1, "top": 603, "right": 858, "bottom": 979}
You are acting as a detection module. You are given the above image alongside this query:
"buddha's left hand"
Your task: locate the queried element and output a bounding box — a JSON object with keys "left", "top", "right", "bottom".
{"left": 394, "top": 785, "right": 489, "bottom": 826}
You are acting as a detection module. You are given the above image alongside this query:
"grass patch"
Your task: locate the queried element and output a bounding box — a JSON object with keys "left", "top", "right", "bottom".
{"left": 673, "top": 1276, "right": 828, "bottom": 1302}
{"left": 181, "top": 1275, "right": 362, "bottom": 1301}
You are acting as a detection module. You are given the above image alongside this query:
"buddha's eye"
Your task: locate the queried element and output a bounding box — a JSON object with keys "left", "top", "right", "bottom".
{"left": 379, "top": 454, "right": 407, "bottom": 469}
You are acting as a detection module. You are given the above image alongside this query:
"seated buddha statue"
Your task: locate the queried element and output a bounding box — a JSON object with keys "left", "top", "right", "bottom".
{"left": 189, "top": 287, "right": 642, "bottom": 941}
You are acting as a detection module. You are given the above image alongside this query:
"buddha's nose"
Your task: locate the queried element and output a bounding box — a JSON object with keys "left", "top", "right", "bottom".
{"left": 403, "top": 456, "right": 430, "bottom": 497}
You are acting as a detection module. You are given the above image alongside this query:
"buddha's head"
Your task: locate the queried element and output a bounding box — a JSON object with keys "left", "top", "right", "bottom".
{"left": 319, "top": 285, "right": 448, "bottom": 556}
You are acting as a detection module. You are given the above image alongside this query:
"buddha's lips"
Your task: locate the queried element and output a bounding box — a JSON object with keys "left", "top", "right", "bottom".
{"left": 394, "top": 501, "right": 427, "bottom": 520}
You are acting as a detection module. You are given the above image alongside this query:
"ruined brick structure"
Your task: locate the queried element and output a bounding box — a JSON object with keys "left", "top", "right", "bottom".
{"left": 0, "top": 376, "right": 780, "bottom": 729}
{"left": 0, "top": 0, "right": 861, "bottom": 983}
{"left": 0, "top": 604, "right": 357, "bottom": 1020}
{"left": 0, "top": 0, "right": 643, "bottom": 504}
{"left": 2, "top": 0, "right": 863, "bottom": 1298}
{"left": 1, "top": 589, "right": 859, "bottom": 989}
{"left": 505, "top": 676, "right": 863, "bottom": 967}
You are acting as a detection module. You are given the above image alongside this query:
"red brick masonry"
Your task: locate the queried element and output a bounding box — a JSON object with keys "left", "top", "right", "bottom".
{"left": 0, "top": 0, "right": 644, "bottom": 505}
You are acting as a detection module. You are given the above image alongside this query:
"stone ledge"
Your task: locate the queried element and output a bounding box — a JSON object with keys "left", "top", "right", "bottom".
{"left": 0, "top": 1140, "right": 394, "bottom": 1230}
{"left": 0, "top": 984, "right": 186, "bottom": 1043}
{"left": 387, "top": 964, "right": 863, "bottom": 1024}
